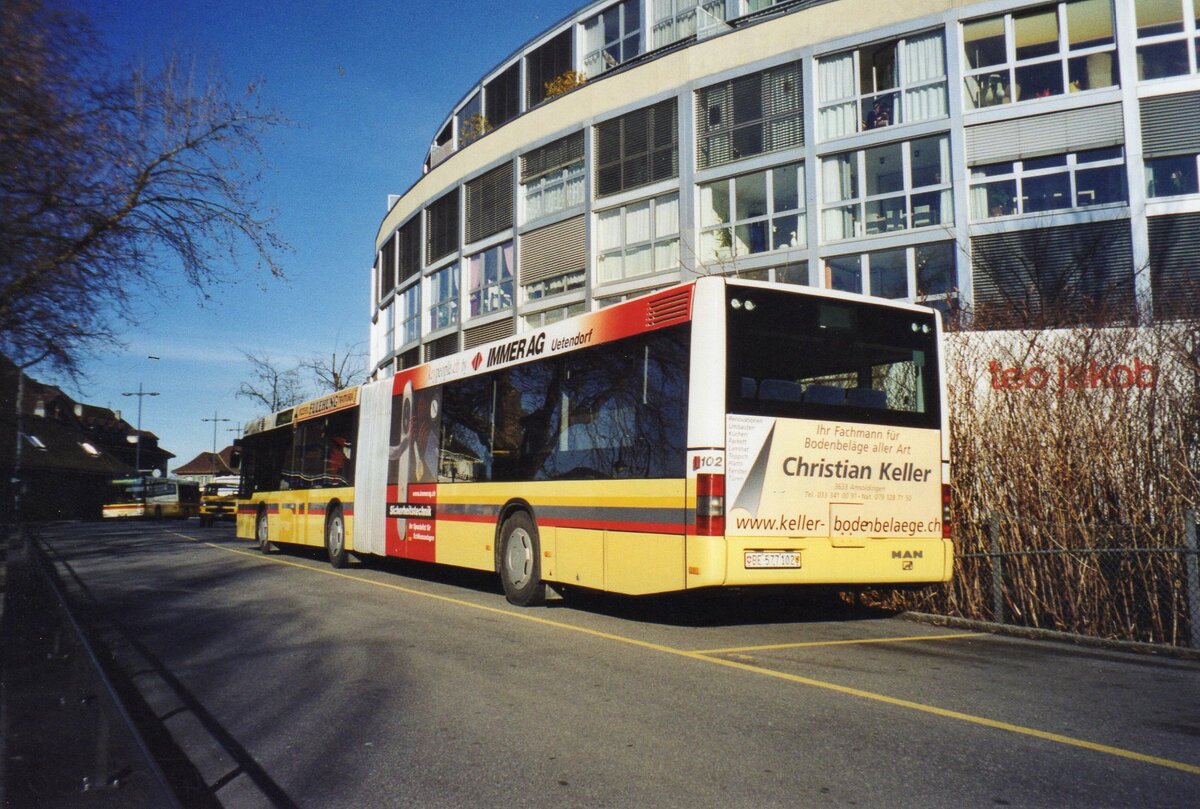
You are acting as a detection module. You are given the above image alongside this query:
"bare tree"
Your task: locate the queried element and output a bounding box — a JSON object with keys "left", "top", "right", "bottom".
{"left": 235, "top": 351, "right": 306, "bottom": 413}
{"left": 0, "top": 0, "right": 288, "bottom": 377}
{"left": 299, "top": 342, "right": 367, "bottom": 393}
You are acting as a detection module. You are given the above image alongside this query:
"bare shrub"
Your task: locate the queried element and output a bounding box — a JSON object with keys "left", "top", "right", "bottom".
{"left": 882, "top": 311, "right": 1200, "bottom": 646}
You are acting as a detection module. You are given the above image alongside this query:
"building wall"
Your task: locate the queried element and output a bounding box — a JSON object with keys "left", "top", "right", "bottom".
{"left": 369, "top": 0, "right": 1200, "bottom": 377}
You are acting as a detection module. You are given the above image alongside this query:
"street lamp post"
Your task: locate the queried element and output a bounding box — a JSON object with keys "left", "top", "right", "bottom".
{"left": 121, "top": 382, "right": 160, "bottom": 473}
{"left": 201, "top": 411, "right": 233, "bottom": 476}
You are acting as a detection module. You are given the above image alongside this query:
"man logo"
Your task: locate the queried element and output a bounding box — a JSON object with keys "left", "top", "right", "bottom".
{"left": 471, "top": 353, "right": 483, "bottom": 371}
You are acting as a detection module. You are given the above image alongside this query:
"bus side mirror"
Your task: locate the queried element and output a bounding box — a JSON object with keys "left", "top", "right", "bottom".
{"left": 230, "top": 441, "right": 242, "bottom": 471}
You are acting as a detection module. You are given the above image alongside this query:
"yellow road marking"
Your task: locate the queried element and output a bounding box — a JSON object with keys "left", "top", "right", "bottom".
{"left": 693, "top": 633, "right": 985, "bottom": 655}
{"left": 177, "top": 533, "right": 1200, "bottom": 777}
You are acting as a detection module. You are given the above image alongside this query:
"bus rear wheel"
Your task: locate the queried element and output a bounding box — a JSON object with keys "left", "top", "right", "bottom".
{"left": 256, "top": 511, "right": 273, "bottom": 554}
{"left": 326, "top": 506, "right": 348, "bottom": 568}
{"left": 499, "top": 512, "right": 545, "bottom": 607}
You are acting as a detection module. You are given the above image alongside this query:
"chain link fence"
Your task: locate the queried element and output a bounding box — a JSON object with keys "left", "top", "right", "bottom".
{"left": 898, "top": 511, "right": 1200, "bottom": 649}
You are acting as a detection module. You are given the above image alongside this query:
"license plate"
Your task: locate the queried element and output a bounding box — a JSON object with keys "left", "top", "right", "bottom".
{"left": 744, "top": 551, "right": 802, "bottom": 569}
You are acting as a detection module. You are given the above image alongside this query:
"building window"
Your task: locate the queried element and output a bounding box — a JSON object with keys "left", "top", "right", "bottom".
{"left": 523, "top": 301, "right": 588, "bottom": 331}
{"left": 1147, "top": 154, "right": 1200, "bottom": 196}
{"left": 381, "top": 301, "right": 395, "bottom": 356}
{"left": 595, "top": 98, "right": 678, "bottom": 197}
{"left": 525, "top": 163, "right": 585, "bottom": 222}
{"left": 484, "top": 62, "right": 520, "bottom": 129}
{"left": 732, "top": 262, "right": 809, "bottom": 285}
{"left": 399, "top": 284, "right": 420, "bottom": 346}
{"left": 699, "top": 162, "right": 806, "bottom": 263}
{"left": 822, "top": 242, "right": 956, "bottom": 300}
{"left": 465, "top": 162, "right": 514, "bottom": 244}
{"left": 696, "top": 60, "right": 803, "bottom": 169}
{"left": 521, "top": 133, "right": 586, "bottom": 224}
{"left": 525, "top": 271, "right": 587, "bottom": 300}
{"left": 817, "top": 29, "right": 947, "bottom": 140}
{"left": 963, "top": 0, "right": 1117, "bottom": 110}
{"left": 526, "top": 29, "right": 574, "bottom": 108}
{"left": 426, "top": 188, "right": 460, "bottom": 266}
{"left": 652, "top": 0, "right": 727, "bottom": 49}
{"left": 820, "top": 135, "right": 952, "bottom": 241}
{"left": 378, "top": 233, "right": 396, "bottom": 302}
{"left": 972, "top": 220, "right": 1135, "bottom": 327}
{"left": 1135, "top": 0, "right": 1200, "bottom": 80}
{"left": 520, "top": 214, "right": 587, "bottom": 301}
{"left": 458, "top": 92, "right": 485, "bottom": 146}
{"left": 583, "top": 0, "right": 641, "bottom": 78}
{"left": 596, "top": 193, "right": 680, "bottom": 283}
{"left": 969, "top": 147, "right": 1127, "bottom": 218}
{"left": 429, "top": 264, "right": 459, "bottom": 332}
{"left": 466, "top": 241, "right": 514, "bottom": 317}
{"left": 397, "top": 217, "right": 422, "bottom": 283}
{"left": 1148, "top": 212, "right": 1200, "bottom": 319}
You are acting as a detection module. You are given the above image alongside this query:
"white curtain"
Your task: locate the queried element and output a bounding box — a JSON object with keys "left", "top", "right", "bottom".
{"left": 654, "top": 193, "right": 680, "bottom": 238}
{"left": 821, "top": 154, "right": 855, "bottom": 202}
{"left": 818, "top": 52, "right": 856, "bottom": 139}
{"left": 625, "top": 201, "right": 652, "bottom": 244}
{"left": 903, "top": 31, "right": 948, "bottom": 122}
{"left": 597, "top": 208, "right": 623, "bottom": 251}
{"left": 969, "top": 185, "right": 990, "bottom": 221}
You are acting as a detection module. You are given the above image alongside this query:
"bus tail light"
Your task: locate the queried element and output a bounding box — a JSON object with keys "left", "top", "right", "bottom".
{"left": 942, "top": 484, "right": 952, "bottom": 540}
{"left": 696, "top": 473, "right": 725, "bottom": 536}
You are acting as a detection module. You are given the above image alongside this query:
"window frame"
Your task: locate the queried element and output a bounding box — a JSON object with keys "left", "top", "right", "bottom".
{"left": 595, "top": 192, "right": 681, "bottom": 284}
{"left": 582, "top": 0, "right": 642, "bottom": 78}
{"left": 816, "top": 29, "right": 948, "bottom": 140}
{"left": 696, "top": 60, "right": 804, "bottom": 169}
{"left": 820, "top": 135, "right": 954, "bottom": 242}
{"left": 822, "top": 241, "right": 957, "bottom": 303}
{"left": 398, "top": 283, "right": 421, "bottom": 347}
{"left": 428, "top": 263, "right": 461, "bottom": 332}
{"left": 698, "top": 161, "right": 808, "bottom": 263}
{"left": 1134, "top": 0, "right": 1200, "bottom": 80}
{"left": 466, "top": 240, "right": 515, "bottom": 318}
{"left": 962, "top": 0, "right": 1118, "bottom": 110}
{"left": 968, "top": 147, "right": 1128, "bottom": 219}
{"left": 652, "top": 0, "right": 727, "bottom": 49}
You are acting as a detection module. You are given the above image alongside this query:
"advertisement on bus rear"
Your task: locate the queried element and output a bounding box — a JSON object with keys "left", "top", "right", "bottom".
{"left": 725, "top": 415, "right": 942, "bottom": 539}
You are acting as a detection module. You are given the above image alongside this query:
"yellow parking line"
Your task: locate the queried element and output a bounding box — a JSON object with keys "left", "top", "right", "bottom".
{"left": 182, "top": 534, "right": 1200, "bottom": 777}
{"left": 693, "top": 632, "right": 984, "bottom": 655}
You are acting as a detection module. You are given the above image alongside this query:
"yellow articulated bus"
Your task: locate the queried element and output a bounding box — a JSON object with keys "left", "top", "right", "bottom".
{"left": 102, "top": 477, "right": 201, "bottom": 520}
{"left": 236, "top": 277, "right": 951, "bottom": 605}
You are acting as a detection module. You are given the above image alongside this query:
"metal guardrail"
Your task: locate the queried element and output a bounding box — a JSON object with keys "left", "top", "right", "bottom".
{"left": 2, "top": 529, "right": 183, "bottom": 806}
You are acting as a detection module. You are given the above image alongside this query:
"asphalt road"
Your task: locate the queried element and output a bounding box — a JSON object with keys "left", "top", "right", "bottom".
{"left": 29, "top": 520, "right": 1200, "bottom": 808}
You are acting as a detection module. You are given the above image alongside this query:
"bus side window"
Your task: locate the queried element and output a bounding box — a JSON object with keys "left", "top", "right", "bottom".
{"left": 438, "top": 375, "right": 493, "bottom": 482}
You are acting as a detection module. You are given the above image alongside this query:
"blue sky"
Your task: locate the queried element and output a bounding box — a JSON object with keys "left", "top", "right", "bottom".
{"left": 49, "top": 0, "right": 582, "bottom": 468}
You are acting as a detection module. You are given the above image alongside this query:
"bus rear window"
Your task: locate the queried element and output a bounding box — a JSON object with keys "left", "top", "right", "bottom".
{"left": 726, "top": 289, "right": 940, "bottom": 429}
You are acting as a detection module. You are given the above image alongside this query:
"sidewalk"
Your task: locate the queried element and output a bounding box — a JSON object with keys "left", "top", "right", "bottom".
{"left": 1, "top": 526, "right": 176, "bottom": 807}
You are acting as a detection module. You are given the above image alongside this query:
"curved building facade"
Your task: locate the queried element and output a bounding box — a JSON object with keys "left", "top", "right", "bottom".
{"left": 369, "top": 0, "right": 1200, "bottom": 378}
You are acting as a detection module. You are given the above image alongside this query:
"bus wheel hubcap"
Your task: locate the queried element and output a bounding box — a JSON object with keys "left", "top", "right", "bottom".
{"left": 505, "top": 528, "right": 533, "bottom": 588}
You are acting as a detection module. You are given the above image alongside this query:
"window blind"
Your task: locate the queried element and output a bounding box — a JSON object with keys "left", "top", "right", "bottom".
{"left": 397, "top": 217, "right": 421, "bottom": 282}
{"left": 697, "top": 60, "right": 803, "bottom": 169}
{"left": 521, "top": 132, "right": 585, "bottom": 182}
{"left": 426, "top": 188, "right": 460, "bottom": 265}
{"left": 1141, "top": 93, "right": 1200, "bottom": 158}
{"left": 465, "top": 162, "right": 514, "bottom": 244}
{"left": 1148, "top": 213, "right": 1200, "bottom": 320}
{"left": 965, "top": 104, "right": 1124, "bottom": 165}
{"left": 520, "top": 215, "right": 586, "bottom": 285}
{"left": 594, "top": 98, "right": 678, "bottom": 197}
